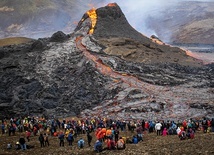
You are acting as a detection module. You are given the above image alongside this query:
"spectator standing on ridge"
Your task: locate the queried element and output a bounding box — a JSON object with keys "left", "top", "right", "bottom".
{"left": 87, "top": 132, "right": 92, "bottom": 146}
{"left": 44, "top": 133, "right": 49, "bottom": 146}
{"left": 38, "top": 133, "right": 45, "bottom": 147}
{"left": 211, "top": 118, "right": 214, "bottom": 132}
{"left": 26, "top": 130, "right": 31, "bottom": 142}
{"left": 67, "top": 132, "right": 73, "bottom": 146}
{"left": 155, "top": 121, "right": 162, "bottom": 136}
{"left": 58, "top": 131, "right": 65, "bottom": 147}
{"left": 202, "top": 118, "right": 208, "bottom": 133}
{"left": 1, "top": 123, "right": 5, "bottom": 135}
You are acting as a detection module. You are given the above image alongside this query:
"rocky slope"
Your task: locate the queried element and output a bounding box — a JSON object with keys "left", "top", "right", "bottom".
{"left": 0, "top": 3, "right": 213, "bottom": 120}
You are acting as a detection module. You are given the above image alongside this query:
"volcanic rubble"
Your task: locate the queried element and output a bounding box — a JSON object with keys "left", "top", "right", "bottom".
{"left": 0, "top": 3, "right": 213, "bottom": 120}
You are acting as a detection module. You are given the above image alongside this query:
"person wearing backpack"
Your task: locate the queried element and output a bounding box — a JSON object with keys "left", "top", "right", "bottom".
{"left": 38, "top": 133, "right": 45, "bottom": 147}
{"left": 155, "top": 121, "right": 162, "bottom": 136}
{"left": 26, "top": 130, "right": 31, "bottom": 142}
{"left": 67, "top": 132, "right": 73, "bottom": 146}
{"left": 179, "top": 131, "right": 187, "bottom": 140}
{"left": 187, "top": 128, "right": 194, "bottom": 139}
{"left": 202, "top": 118, "right": 208, "bottom": 133}
{"left": 58, "top": 132, "right": 65, "bottom": 147}
{"left": 117, "top": 137, "right": 125, "bottom": 150}
{"left": 78, "top": 138, "right": 85, "bottom": 149}
{"left": 107, "top": 137, "right": 116, "bottom": 150}
{"left": 94, "top": 139, "right": 102, "bottom": 152}
{"left": 132, "top": 136, "right": 138, "bottom": 144}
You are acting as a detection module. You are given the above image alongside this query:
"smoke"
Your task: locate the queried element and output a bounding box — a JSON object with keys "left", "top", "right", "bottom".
{"left": 93, "top": 0, "right": 213, "bottom": 42}
{"left": 106, "top": 0, "right": 174, "bottom": 37}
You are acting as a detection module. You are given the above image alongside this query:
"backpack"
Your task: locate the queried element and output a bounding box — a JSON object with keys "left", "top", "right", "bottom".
{"left": 59, "top": 134, "right": 64, "bottom": 140}
{"left": 95, "top": 141, "right": 102, "bottom": 152}
{"left": 68, "top": 133, "right": 73, "bottom": 141}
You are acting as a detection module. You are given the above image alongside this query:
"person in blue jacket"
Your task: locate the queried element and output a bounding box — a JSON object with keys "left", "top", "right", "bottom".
{"left": 78, "top": 138, "right": 85, "bottom": 148}
{"left": 132, "top": 136, "right": 138, "bottom": 144}
{"left": 94, "top": 139, "right": 102, "bottom": 152}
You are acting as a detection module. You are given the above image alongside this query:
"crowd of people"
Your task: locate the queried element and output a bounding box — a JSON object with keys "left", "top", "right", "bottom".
{"left": 1, "top": 115, "right": 214, "bottom": 152}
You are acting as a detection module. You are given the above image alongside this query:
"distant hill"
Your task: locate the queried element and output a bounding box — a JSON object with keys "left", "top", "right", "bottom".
{"left": 0, "top": 0, "right": 214, "bottom": 45}
{"left": 0, "top": 37, "right": 33, "bottom": 46}
{"left": 0, "top": 0, "right": 98, "bottom": 38}
{"left": 146, "top": 1, "right": 214, "bottom": 44}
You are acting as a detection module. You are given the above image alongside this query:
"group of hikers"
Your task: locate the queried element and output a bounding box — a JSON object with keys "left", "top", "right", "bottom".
{"left": 1, "top": 115, "right": 214, "bottom": 152}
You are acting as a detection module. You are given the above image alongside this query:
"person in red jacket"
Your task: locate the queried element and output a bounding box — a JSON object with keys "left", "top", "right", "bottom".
{"left": 107, "top": 137, "right": 116, "bottom": 150}
{"left": 26, "top": 130, "right": 31, "bottom": 142}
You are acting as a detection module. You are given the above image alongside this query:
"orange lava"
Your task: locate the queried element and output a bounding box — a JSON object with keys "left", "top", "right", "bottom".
{"left": 151, "top": 38, "right": 164, "bottom": 45}
{"left": 107, "top": 3, "right": 117, "bottom": 7}
{"left": 75, "top": 37, "right": 153, "bottom": 95}
{"left": 186, "top": 50, "right": 198, "bottom": 58}
{"left": 87, "top": 8, "right": 97, "bottom": 34}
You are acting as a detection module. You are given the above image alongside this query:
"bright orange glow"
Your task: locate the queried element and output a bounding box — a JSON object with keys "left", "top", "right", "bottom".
{"left": 107, "top": 3, "right": 117, "bottom": 7}
{"left": 151, "top": 38, "right": 164, "bottom": 45}
{"left": 87, "top": 8, "right": 97, "bottom": 34}
{"left": 181, "top": 47, "right": 200, "bottom": 60}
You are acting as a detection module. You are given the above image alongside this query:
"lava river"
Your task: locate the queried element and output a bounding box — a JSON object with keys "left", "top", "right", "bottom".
{"left": 73, "top": 5, "right": 213, "bottom": 120}
{"left": 75, "top": 36, "right": 212, "bottom": 119}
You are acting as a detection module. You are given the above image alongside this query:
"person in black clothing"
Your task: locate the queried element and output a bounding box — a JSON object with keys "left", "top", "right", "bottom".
{"left": 58, "top": 132, "right": 65, "bottom": 147}
{"left": 114, "top": 129, "right": 119, "bottom": 143}
{"left": 19, "top": 137, "right": 27, "bottom": 150}
{"left": 87, "top": 132, "right": 92, "bottom": 146}
{"left": 141, "top": 120, "right": 145, "bottom": 131}
{"left": 202, "top": 118, "right": 208, "bottom": 133}
{"left": 38, "top": 133, "right": 45, "bottom": 147}
{"left": 211, "top": 118, "right": 214, "bottom": 132}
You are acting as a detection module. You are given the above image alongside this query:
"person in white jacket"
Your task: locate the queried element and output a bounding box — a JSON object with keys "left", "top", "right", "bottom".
{"left": 155, "top": 122, "right": 162, "bottom": 136}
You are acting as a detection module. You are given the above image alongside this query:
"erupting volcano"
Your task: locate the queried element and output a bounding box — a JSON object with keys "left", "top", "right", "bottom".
{"left": 0, "top": 3, "right": 213, "bottom": 121}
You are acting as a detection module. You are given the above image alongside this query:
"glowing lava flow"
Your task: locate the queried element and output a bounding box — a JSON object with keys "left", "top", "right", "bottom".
{"left": 87, "top": 8, "right": 97, "bottom": 34}
{"left": 75, "top": 37, "right": 154, "bottom": 95}
{"left": 75, "top": 37, "right": 213, "bottom": 119}
{"left": 86, "top": 3, "right": 117, "bottom": 35}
